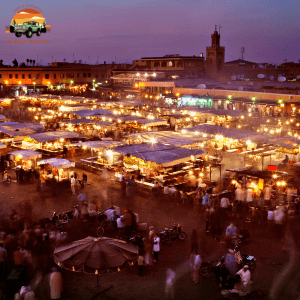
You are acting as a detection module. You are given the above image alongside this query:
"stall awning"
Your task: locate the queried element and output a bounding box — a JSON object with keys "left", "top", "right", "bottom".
{"left": 71, "top": 141, "right": 122, "bottom": 150}
{"left": 9, "top": 150, "right": 42, "bottom": 160}
{"left": 73, "top": 109, "right": 112, "bottom": 118}
{"left": 60, "top": 118, "right": 113, "bottom": 126}
{"left": 37, "top": 158, "right": 75, "bottom": 169}
{"left": 112, "top": 143, "right": 207, "bottom": 167}
{"left": 128, "top": 131, "right": 207, "bottom": 146}
{"left": 136, "top": 118, "right": 167, "bottom": 126}
{"left": 186, "top": 124, "right": 272, "bottom": 142}
{"left": 29, "top": 131, "right": 85, "bottom": 143}
{"left": 0, "top": 122, "right": 44, "bottom": 137}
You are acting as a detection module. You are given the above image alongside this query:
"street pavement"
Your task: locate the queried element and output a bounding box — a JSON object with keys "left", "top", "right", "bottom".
{"left": 1, "top": 166, "right": 298, "bottom": 300}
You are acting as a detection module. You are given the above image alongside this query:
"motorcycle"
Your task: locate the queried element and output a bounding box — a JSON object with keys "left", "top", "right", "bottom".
{"left": 160, "top": 223, "right": 187, "bottom": 245}
{"left": 200, "top": 258, "right": 223, "bottom": 277}
{"left": 234, "top": 246, "right": 256, "bottom": 270}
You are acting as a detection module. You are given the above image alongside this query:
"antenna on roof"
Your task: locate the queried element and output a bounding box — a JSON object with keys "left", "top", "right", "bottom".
{"left": 215, "top": 24, "right": 217, "bottom": 31}
{"left": 240, "top": 47, "right": 245, "bottom": 60}
{"left": 219, "top": 25, "right": 222, "bottom": 35}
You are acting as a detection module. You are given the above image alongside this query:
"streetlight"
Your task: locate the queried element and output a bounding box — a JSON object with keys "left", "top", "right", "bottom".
{"left": 70, "top": 80, "right": 74, "bottom": 85}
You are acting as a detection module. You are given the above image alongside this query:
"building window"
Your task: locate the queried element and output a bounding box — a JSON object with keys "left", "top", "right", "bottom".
{"left": 28, "top": 74, "right": 31, "bottom": 79}
{"left": 37, "top": 74, "right": 40, "bottom": 79}
{"left": 9, "top": 74, "right": 12, "bottom": 79}
{"left": 0, "top": 74, "right": 2, "bottom": 78}
{"left": 161, "top": 62, "right": 167, "bottom": 67}
{"left": 83, "top": 73, "right": 86, "bottom": 78}
{"left": 77, "top": 73, "right": 79, "bottom": 78}
{"left": 60, "top": 74, "right": 64, "bottom": 78}
{"left": 102, "top": 74, "right": 104, "bottom": 78}
{"left": 95, "top": 74, "right": 98, "bottom": 78}
{"left": 15, "top": 74, "right": 18, "bottom": 79}
{"left": 54, "top": 74, "right": 56, "bottom": 79}
{"left": 168, "top": 61, "right": 173, "bottom": 67}
{"left": 45, "top": 74, "right": 49, "bottom": 79}
{"left": 22, "top": 74, "right": 25, "bottom": 79}
{"left": 88, "top": 73, "right": 91, "bottom": 77}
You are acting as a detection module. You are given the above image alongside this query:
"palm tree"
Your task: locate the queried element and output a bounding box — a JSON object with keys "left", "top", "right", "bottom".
{"left": 33, "top": 60, "right": 35, "bottom": 66}
{"left": 30, "top": 59, "right": 32, "bottom": 66}
{"left": 26, "top": 59, "right": 29, "bottom": 66}
{"left": 0, "top": 60, "right": 3, "bottom": 65}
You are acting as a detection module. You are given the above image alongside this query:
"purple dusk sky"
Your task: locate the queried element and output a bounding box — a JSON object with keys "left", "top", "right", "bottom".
{"left": 0, "top": 0, "right": 299, "bottom": 65}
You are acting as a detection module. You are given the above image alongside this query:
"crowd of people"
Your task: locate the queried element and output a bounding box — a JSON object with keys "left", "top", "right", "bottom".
{"left": 0, "top": 208, "right": 65, "bottom": 299}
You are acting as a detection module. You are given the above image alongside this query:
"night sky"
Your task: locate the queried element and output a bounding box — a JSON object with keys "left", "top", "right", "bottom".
{"left": 0, "top": 0, "right": 299, "bottom": 66}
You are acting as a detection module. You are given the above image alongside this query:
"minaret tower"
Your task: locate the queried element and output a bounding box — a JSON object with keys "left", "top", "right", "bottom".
{"left": 206, "top": 25, "right": 225, "bottom": 78}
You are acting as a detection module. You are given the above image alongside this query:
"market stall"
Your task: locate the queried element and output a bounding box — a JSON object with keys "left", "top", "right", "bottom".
{"left": 0, "top": 122, "right": 44, "bottom": 144}
{"left": 59, "top": 119, "right": 114, "bottom": 138}
{"left": 125, "top": 131, "right": 208, "bottom": 148}
{"left": 23, "top": 131, "right": 85, "bottom": 155}
{"left": 9, "top": 150, "right": 42, "bottom": 169}
{"left": 110, "top": 143, "right": 207, "bottom": 181}
{"left": 37, "top": 158, "right": 75, "bottom": 183}
{"left": 71, "top": 140, "right": 122, "bottom": 163}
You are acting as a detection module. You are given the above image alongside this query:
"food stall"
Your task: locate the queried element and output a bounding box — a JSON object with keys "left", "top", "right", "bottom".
{"left": 59, "top": 119, "right": 114, "bottom": 138}
{"left": 24, "top": 131, "right": 85, "bottom": 155}
{"left": 9, "top": 150, "right": 42, "bottom": 169}
{"left": 110, "top": 143, "right": 207, "bottom": 189}
{"left": 0, "top": 122, "right": 44, "bottom": 145}
{"left": 37, "top": 158, "right": 75, "bottom": 183}
{"left": 125, "top": 130, "right": 208, "bottom": 149}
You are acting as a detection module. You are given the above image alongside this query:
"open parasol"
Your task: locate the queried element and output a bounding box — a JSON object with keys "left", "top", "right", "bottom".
{"left": 53, "top": 236, "right": 138, "bottom": 298}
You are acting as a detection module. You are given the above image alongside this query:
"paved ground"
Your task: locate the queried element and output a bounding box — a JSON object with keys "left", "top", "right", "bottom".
{"left": 1, "top": 164, "right": 299, "bottom": 300}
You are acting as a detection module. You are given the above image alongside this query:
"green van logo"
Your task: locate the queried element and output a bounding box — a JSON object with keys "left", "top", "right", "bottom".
{"left": 6, "top": 8, "right": 51, "bottom": 38}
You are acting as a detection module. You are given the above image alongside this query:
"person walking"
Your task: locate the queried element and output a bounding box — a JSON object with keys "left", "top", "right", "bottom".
{"left": 35, "top": 169, "right": 41, "bottom": 192}
{"left": 190, "top": 251, "right": 201, "bottom": 284}
{"left": 48, "top": 267, "right": 63, "bottom": 300}
{"left": 40, "top": 171, "right": 46, "bottom": 193}
{"left": 120, "top": 174, "right": 127, "bottom": 198}
{"left": 121, "top": 209, "right": 132, "bottom": 236}
{"left": 70, "top": 175, "right": 76, "bottom": 195}
{"left": 225, "top": 249, "right": 237, "bottom": 275}
{"left": 138, "top": 254, "right": 144, "bottom": 276}
{"left": 165, "top": 268, "right": 176, "bottom": 300}
{"left": 143, "top": 238, "right": 153, "bottom": 267}
{"left": 153, "top": 234, "right": 160, "bottom": 262}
